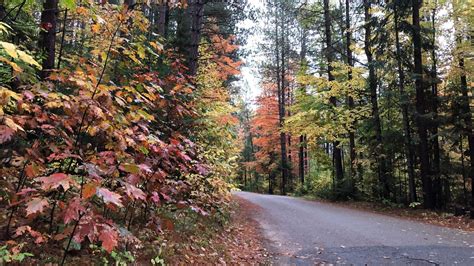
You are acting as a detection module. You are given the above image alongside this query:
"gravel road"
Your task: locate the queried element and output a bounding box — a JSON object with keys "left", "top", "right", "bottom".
{"left": 235, "top": 191, "right": 474, "bottom": 265}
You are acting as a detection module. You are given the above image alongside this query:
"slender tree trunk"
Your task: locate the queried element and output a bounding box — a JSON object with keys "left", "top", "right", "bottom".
{"left": 298, "top": 29, "right": 307, "bottom": 185}
{"left": 0, "top": 1, "right": 6, "bottom": 20}
{"left": 299, "top": 135, "right": 305, "bottom": 184}
{"left": 244, "top": 168, "right": 247, "bottom": 187}
{"left": 364, "top": 0, "right": 389, "bottom": 198}
{"left": 324, "top": 0, "right": 344, "bottom": 190}
{"left": 157, "top": 1, "right": 169, "bottom": 37}
{"left": 458, "top": 42, "right": 474, "bottom": 218}
{"left": 304, "top": 135, "right": 309, "bottom": 175}
{"left": 188, "top": 0, "right": 204, "bottom": 76}
{"left": 394, "top": 4, "right": 417, "bottom": 203}
{"left": 345, "top": 0, "right": 356, "bottom": 191}
{"left": 430, "top": 5, "right": 442, "bottom": 208}
{"left": 39, "top": 0, "right": 59, "bottom": 78}
{"left": 279, "top": 7, "right": 288, "bottom": 195}
{"left": 460, "top": 135, "right": 468, "bottom": 204}
{"left": 269, "top": 173, "right": 274, "bottom": 194}
{"left": 273, "top": 4, "right": 288, "bottom": 195}
{"left": 413, "top": 0, "right": 434, "bottom": 209}
{"left": 297, "top": 56, "right": 306, "bottom": 185}
{"left": 298, "top": 28, "right": 308, "bottom": 186}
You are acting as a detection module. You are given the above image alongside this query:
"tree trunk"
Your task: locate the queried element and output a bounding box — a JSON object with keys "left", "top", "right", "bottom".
{"left": 298, "top": 28, "right": 308, "bottom": 186}
{"left": 345, "top": 0, "right": 356, "bottom": 191}
{"left": 430, "top": 6, "right": 442, "bottom": 208}
{"left": 458, "top": 43, "right": 474, "bottom": 218}
{"left": 278, "top": 6, "right": 289, "bottom": 195}
{"left": 157, "top": 1, "right": 169, "bottom": 37}
{"left": 304, "top": 135, "right": 309, "bottom": 175}
{"left": 39, "top": 0, "right": 59, "bottom": 78}
{"left": 188, "top": 0, "right": 204, "bottom": 76}
{"left": 268, "top": 173, "right": 274, "bottom": 195}
{"left": 413, "top": 0, "right": 434, "bottom": 209}
{"left": 0, "top": 1, "right": 6, "bottom": 21}
{"left": 364, "top": 0, "right": 389, "bottom": 198}
{"left": 323, "top": 0, "right": 344, "bottom": 190}
{"left": 394, "top": 4, "right": 417, "bottom": 203}
{"left": 244, "top": 168, "right": 247, "bottom": 187}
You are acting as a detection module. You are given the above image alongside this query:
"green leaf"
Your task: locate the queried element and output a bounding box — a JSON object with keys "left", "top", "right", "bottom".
{"left": 119, "top": 163, "right": 140, "bottom": 174}
{"left": 60, "top": 0, "right": 76, "bottom": 9}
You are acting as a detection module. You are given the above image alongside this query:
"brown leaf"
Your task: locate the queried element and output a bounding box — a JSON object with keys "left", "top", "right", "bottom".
{"left": 83, "top": 182, "right": 97, "bottom": 200}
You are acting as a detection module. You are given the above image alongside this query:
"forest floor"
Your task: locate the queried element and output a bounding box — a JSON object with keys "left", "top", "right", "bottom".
{"left": 301, "top": 196, "right": 474, "bottom": 232}
{"left": 163, "top": 195, "right": 270, "bottom": 264}
{"left": 4, "top": 195, "right": 270, "bottom": 264}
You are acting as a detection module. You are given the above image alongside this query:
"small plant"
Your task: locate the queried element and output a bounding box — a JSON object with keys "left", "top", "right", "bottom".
{"left": 150, "top": 249, "right": 165, "bottom": 265}
{"left": 409, "top": 202, "right": 422, "bottom": 208}
{"left": 89, "top": 244, "right": 135, "bottom": 266}
{"left": 110, "top": 250, "right": 135, "bottom": 266}
{"left": 0, "top": 245, "right": 34, "bottom": 263}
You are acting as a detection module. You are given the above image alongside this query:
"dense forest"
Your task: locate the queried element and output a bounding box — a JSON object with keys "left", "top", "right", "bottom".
{"left": 240, "top": 0, "right": 473, "bottom": 214}
{"left": 0, "top": 0, "right": 472, "bottom": 264}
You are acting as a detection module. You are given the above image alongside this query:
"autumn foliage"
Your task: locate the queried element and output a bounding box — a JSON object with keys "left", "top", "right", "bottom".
{"left": 0, "top": 1, "right": 242, "bottom": 263}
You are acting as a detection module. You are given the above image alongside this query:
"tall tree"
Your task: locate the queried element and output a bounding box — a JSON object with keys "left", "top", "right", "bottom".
{"left": 457, "top": 34, "right": 473, "bottom": 217}
{"left": 413, "top": 0, "right": 434, "bottom": 209}
{"left": 429, "top": 3, "right": 442, "bottom": 207}
{"left": 345, "top": 0, "right": 356, "bottom": 188}
{"left": 364, "top": 0, "right": 389, "bottom": 198}
{"left": 323, "top": 0, "right": 344, "bottom": 188}
{"left": 393, "top": 1, "right": 417, "bottom": 203}
{"left": 298, "top": 28, "right": 308, "bottom": 185}
{"left": 277, "top": 2, "right": 289, "bottom": 194}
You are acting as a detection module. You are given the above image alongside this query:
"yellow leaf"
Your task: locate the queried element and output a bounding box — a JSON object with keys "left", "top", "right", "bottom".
{"left": 0, "top": 41, "right": 18, "bottom": 58}
{"left": 8, "top": 61, "right": 22, "bottom": 72}
{"left": 120, "top": 163, "right": 140, "bottom": 174}
{"left": 91, "top": 24, "right": 100, "bottom": 34}
{"left": 17, "top": 50, "right": 41, "bottom": 69}
{"left": 4, "top": 117, "right": 24, "bottom": 132}
{"left": 137, "top": 45, "right": 146, "bottom": 59}
{"left": 0, "top": 87, "right": 20, "bottom": 100}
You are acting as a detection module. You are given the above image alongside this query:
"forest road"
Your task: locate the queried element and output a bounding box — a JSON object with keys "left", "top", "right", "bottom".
{"left": 234, "top": 191, "right": 474, "bottom": 265}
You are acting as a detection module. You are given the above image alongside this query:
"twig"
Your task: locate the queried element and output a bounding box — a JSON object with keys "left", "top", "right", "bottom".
{"left": 60, "top": 211, "right": 84, "bottom": 266}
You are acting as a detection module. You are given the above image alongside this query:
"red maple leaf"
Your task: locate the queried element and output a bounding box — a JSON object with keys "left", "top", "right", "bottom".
{"left": 25, "top": 197, "right": 49, "bottom": 216}
{"left": 63, "top": 197, "right": 85, "bottom": 224}
{"left": 36, "top": 173, "right": 76, "bottom": 191}
{"left": 124, "top": 183, "right": 146, "bottom": 201}
{"left": 15, "top": 225, "right": 46, "bottom": 244}
{"left": 0, "top": 125, "right": 15, "bottom": 144}
{"left": 96, "top": 188, "right": 123, "bottom": 207}
{"left": 99, "top": 225, "right": 118, "bottom": 253}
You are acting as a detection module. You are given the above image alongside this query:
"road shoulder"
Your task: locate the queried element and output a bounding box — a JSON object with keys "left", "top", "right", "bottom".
{"left": 299, "top": 195, "right": 474, "bottom": 232}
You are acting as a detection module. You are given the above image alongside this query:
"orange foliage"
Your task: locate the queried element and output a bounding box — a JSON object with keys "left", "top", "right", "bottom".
{"left": 251, "top": 82, "right": 280, "bottom": 173}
